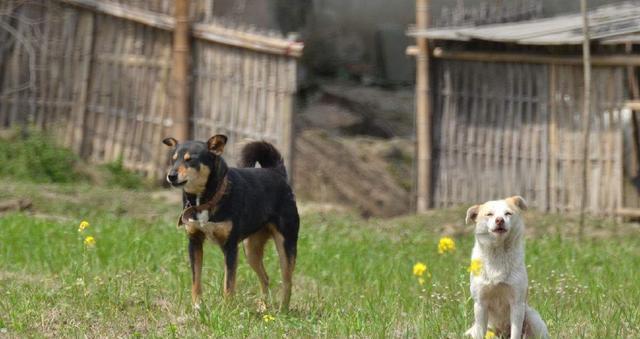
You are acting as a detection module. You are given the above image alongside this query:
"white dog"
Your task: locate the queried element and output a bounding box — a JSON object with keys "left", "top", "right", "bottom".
{"left": 465, "top": 196, "right": 549, "bottom": 339}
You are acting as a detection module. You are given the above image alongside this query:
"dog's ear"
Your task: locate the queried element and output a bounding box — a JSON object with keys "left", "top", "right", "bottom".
{"left": 466, "top": 205, "right": 480, "bottom": 224}
{"left": 207, "top": 134, "right": 228, "bottom": 155}
{"left": 163, "top": 137, "right": 178, "bottom": 147}
{"left": 506, "top": 196, "right": 528, "bottom": 211}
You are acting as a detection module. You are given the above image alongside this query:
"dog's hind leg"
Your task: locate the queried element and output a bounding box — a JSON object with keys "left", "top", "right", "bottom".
{"left": 243, "top": 228, "right": 271, "bottom": 297}
{"left": 524, "top": 306, "right": 549, "bottom": 339}
{"left": 269, "top": 211, "right": 299, "bottom": 311}
{"left": 222, "top": 240, "right": 239, "bottom": 297}
{"left": 188, "top": 231, "right": 205, "bottom": 310}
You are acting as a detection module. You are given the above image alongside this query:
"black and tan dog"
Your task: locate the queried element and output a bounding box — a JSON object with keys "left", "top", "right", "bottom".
{"left": 163, "top": 135, "right": 299, "bottom": 311}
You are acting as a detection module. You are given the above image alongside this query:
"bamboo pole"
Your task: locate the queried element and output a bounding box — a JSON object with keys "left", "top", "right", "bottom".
{"left": 579, "top": 0, "right": 591, "bottom": 233}
{"left": 407, "top": 47, "right": 640, "bottom": 66}
{"left": 625, "top": 43, "right": 640, "bottom": 208}
{"left": 415, "top": 0, "right": 432, "bottom": 212}
{"left": 171, "top": 0, "right": 190, "bottom": 141}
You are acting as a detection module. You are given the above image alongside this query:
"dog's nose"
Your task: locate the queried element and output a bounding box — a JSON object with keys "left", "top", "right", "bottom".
{"left": 167, "top": 172, "right": 178, "bottom": 183}
{"left": 495, "top": 217, "right": 504, "bottom": 226}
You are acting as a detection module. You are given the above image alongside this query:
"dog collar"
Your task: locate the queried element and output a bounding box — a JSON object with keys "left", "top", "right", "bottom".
{"left": 178, "top": 175, "right": 229, "bottom": 227}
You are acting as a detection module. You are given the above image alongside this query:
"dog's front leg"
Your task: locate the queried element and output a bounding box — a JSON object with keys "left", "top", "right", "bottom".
{"left": 188, "top": 232, "right": 205, "bottom": 310}
{"left": 470, "top": 301, "right": 488, "bottom": 339}
{"left": 509, "top": 301, "right": 526, "bottom": 339}
{"left": 222, "top": 240, "right": 238, "bottom": 297}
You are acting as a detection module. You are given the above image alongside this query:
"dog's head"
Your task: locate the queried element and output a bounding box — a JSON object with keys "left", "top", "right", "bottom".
{"left": 465, "top": 196, "right": 527, "bottom": 239}
{"left": 162, "top": 135, "right": 227, "bottom": 194}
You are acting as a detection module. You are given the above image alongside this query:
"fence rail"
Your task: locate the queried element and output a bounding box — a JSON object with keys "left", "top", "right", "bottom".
{"left": 0, "top": 0, "right": 301, "bottom": 178}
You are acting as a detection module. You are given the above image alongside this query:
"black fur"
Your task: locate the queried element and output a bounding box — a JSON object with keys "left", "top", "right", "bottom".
{"left": 165, "top": 136, "right": 299, "bottom": 306}
{"left": 238, "top": 141, "right": 288, "bottom": 178}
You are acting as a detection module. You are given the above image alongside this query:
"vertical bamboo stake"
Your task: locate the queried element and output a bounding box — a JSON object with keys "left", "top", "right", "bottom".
{"left": 416, "top": 0, "right": 432, "bottom": 212}
{"left": 579, "top": 0, "right": 591, "bottom": 233}
{"left": 172, "top": 0, "right": 191, "bottom": 141}
{"left": 71, "top": 12, "right": 95, "bottom": 155}
{"left": 625, "top": 42, "right": 640, "bottom": 202}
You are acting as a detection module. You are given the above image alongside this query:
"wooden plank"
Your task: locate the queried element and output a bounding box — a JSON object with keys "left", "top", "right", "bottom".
{"left": 415, "top": 0, "right": 432, "bottom": 211}
{"left": 70, "top": 11, "right": 94, "bottom": 154}
{"left": 282, "top": 57, "right": 297, "bottom": 175}
{"left": 58, "top": 0, "right": 304, "bottom": 57}
{"left": 616, "top": 207, "right": 640, "bottom": 217}
{"left": 111, "top": 20, "right": 137, "bottom": 162}
{"left": 433, "top": 47, "right": 640, "bottom": 67}
{"left": 547, "top": 64, "right": 558, "bottom": 212}
{"left": 170, "top": 0, "right": 190, "bottom": 142}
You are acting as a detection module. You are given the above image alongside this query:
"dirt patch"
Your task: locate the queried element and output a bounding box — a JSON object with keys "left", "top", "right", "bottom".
{"left": 293, "top": 129, "right": 414, "bottom": 218}
{"left": 297, "top": 82, "right": 414, "bottom": 138}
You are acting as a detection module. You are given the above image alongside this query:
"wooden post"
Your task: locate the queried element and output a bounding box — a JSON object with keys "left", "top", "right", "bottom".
{"left": 625, "top": 43, "right": 640, "bottom": 206}
{"left": 171, "top": 0, "right": 191, "bottom": 141}
{"left": 415, "top": 0, "right": 432, "bottom": 212}
{"left": 579, "top": 0, "right": 591, "bottom": 232}
{"left": 71, "top": 12, "right": 95, "bottom": 155}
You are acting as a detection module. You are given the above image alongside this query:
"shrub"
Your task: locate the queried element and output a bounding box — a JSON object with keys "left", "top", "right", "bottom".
{"left": 0, "top": 130, "right": 84, "bottom": 183}
{"left": 102, "top": 157, "right": 145, "bottom": 189}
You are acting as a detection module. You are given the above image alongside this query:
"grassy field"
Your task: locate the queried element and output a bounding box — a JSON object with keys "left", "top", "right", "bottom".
{"left": 1, "top": 181, "right": 639, "bottom": 338}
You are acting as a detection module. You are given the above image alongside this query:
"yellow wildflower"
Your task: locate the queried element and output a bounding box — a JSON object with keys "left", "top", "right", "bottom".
{"left": 417, "top": 277, "right": 426, "bottom": 286}
{"left": 84, "top": 236, "right": 96, "bottom": 248}
{"left": 78, "top": 220, "right": 90, "bottom": 232}
{"left": 263, "top": 314, "right": 275, "bottom": 322}
{"left": 468, "top": 258, "right": 483, "bottom": 276}
{"left": 413, "top": 262, "right": 427, "bottom": 277}
{"left": 485, "top": 330, "right": 496, "bottom": 339}
{"left": 437, "top": 237, "right": 456, "bottom": 254}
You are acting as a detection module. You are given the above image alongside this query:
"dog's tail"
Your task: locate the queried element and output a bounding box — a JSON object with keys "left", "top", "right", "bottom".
{"left": 238, "top": 141, "right": 287, "bottom": 178}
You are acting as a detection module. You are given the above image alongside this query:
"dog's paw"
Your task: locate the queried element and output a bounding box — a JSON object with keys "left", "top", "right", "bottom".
{"left": 464, "top": 327, "right": 473, "bottom": 337}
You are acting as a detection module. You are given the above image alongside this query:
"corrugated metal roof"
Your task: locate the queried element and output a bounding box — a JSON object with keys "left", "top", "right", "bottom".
{"left": 409, "top": 2, "right": 640, "bottom": 45}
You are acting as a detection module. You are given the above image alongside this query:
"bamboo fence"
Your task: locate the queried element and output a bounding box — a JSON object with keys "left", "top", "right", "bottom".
{"left": 430, "top": 59, "right": 626, "bottom": 215}
{"left": 0, "top": 0, "right": 301, "bottom": 178}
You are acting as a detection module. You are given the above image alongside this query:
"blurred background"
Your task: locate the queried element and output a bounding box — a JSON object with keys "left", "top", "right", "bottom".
{"left": 1, "top": 0, "right": 640, "bottom": 218}
{"left": 2, "top": 1, "right": 640, "bottom": 338}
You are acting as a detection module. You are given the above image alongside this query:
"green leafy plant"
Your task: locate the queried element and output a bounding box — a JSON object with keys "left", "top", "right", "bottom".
{"left": 0, "top": 130, "right": 85, "bottom": 183}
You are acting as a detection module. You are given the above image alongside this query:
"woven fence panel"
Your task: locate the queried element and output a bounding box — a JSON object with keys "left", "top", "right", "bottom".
{"left": 430, "top": 59, "right": 626, "bottom": 214}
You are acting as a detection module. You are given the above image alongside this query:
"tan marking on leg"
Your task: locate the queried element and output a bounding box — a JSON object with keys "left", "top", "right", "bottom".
{"left": 190, "top": 234, "right": 205, "bottom": 309}
{"left": 243, "top": 228, "right": 271, "bottom": 297}
{"left": 223, "top": 252, "right": 237, "bottom": 297}
{"left": 267, "top": 223, "right": 295, "bottom": 311}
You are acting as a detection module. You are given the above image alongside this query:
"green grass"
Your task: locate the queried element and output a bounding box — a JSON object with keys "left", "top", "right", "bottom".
{"left": 0, "top": 183, "right": 639, "bottom": 337}
{"left": 0, "top": 129, "right": 147, "bottom": 189}
{"left": 0, "top": 129, "right": 83, "bottom": 183}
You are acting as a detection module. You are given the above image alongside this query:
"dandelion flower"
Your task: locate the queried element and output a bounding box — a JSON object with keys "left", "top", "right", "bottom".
{"left": 413, "top": 262, "right": 427, "bottom": 277}
{"left": 78, "top": 220, "right": 90, "bottom": 232}
{"left": 485, "top": 330, "right": 496, "bottom": 339}
{"left": 437, "top": 237, "right": 456, "bottom": 254}
{"left": 263, "top": 314, "right": 275, "bottom": 322}
{"left": 468, "top": 258, "right": 483, "bottom": 276}
{"left": 84, "top": 236, "right": 96, "bottom": 248}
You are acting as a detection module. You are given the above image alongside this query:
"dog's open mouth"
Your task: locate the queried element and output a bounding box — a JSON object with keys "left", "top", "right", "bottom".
{"left": 171, "top": 180, "right": 187, "bottom": 187}
{"left": 492, "top": 227, "right": 507, "bottom": 234}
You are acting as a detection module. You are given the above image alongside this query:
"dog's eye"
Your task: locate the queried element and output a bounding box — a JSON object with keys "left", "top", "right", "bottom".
{"left": 486, "top": 212, "right": 493, "bottom": 217}
{"left": 505, "top": 212, "right": 513, "bottom": 216}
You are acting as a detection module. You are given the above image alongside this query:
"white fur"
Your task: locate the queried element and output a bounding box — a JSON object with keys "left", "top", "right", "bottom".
{"left": 465, "top": 198, "right": 549, "bottom": 339}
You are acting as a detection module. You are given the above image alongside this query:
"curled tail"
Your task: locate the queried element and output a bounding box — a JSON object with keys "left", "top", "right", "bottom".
{"left": 238, "top": 141, "right": 287, "bottom": 178}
